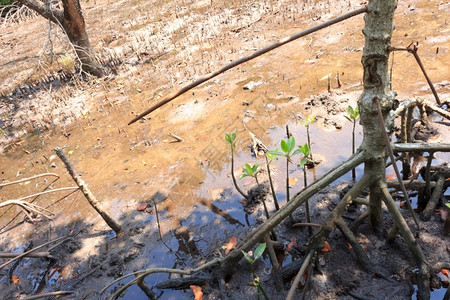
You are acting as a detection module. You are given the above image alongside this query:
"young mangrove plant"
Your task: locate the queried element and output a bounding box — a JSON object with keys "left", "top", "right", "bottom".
{"left": 300, "top": 114, "right": 316, "bottom": 163}
{"left": 344, "top": 105, "right": 360, "bottom": 180}
{"left": 240, "top": 162, "right": 270, "bottom": 219}
{"left": 265, "top": 152, "right": 280, "bottom": 212}
{"left": 241, "top": 243, "right": 269, "bottom": 300}
{"left": 225, "top": 130, "right": 248, "bottom": 199}
{"left": 269, "top": 136, "right": 302, "bottom": 223}
{"left": 299, "top": 143, "right": 313, "bottom": 235}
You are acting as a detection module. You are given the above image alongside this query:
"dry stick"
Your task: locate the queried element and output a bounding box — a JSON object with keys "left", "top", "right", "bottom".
{"left": 286, "top": 249, "right": 314, "bottom": 300}
{"left": 265, "top": 155, "right": 280, "bottom": 211}
{"left": 128, "top": 7, "right": 368, "bottom": 125}
{"left": 0, "top": 235, "right": 67, "bottom": 270}
{"left": 7, "top": 187, "right": 79, "bottom": 203}
{"left": 0, "top": 252, "right": 54, "bottom": 259}
{"left": 389, "top": 45, "right": 441, "bottom": 105}
{"left": 373, "top": 97, "right": 420, "bottom": 230}
{"left": 0, "top": 173, "right": 59, "bottom": 188}
{"left": 0, "top": 200, "right": 55, "bottom": 219}
{"left": 153, "top": 200, "right": 163, "bottom": 240}
{"left": 20, "top": 291, "right": 74, "bottom": 300}
{"left": 55, "top": 147, "right": 122, "bottom": 234}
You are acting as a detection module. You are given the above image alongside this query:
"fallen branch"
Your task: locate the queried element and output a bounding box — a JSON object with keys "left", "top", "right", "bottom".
{"left": 0, "top": 199, "right": 55, "bottom": 220}
{"left": 55, "top": 147, "right": 122, "bottom": 234}
{"left": 128, "top": 6, "right": 368, "bottom": 125}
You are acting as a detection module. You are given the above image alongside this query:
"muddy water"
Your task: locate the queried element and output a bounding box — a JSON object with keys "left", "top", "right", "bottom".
{"left": 0, "top": 0, "right": 449, "bottom": 298}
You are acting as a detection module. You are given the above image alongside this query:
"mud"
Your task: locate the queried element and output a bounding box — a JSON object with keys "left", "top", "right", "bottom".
{"left": 0, "top": 0, "right": 449, "bottom": 299}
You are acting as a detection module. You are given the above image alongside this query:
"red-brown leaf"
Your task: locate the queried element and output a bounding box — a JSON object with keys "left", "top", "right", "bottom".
{"left": 136, "top": 203, "right": 148, "bottom": 211}
{"left": 321, "top": 241, "right": 331, "bottom": 253}
{"left": 286, "top": 236, "right": 297, "bottom": 254}
{"left": 225, "top": 237, "right": 237, "bottom": 255}
{"left": 190, "top": 285, "right": 203, "bottom": 300}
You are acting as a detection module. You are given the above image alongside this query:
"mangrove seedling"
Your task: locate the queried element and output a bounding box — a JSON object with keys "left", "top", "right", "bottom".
{"left": 265, "top": 152, "right": 280, "bottom": 212}
{"left": 225, "top": 130, "right": 248, "bottom": 199}
{"left": 299, "top": 143, "right": 313, "bottom": 235}
{"left": 242, "top": 243, "right": 269, "bottom": 300}
{"left": 269, "top": 136, "right": 302, "bottom": 223}
{"left": 300, "top": 114, "right": 316, "bottom": 163}
{"left": 344, "top": 105, "right": 360, "bottom": 180}
{"left": 241, "top": 162, "right": 270, "bottom": 220}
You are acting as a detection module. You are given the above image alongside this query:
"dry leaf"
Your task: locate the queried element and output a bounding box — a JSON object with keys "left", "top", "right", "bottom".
{"left": 136, "top": 203, "right": 148, "bottom": 211}
{"left": 288, "top": 177, "right": 297, "bottom": 186}
{"left": 303, "top": 59, "right": 316, "bottom": 65}
{"left": 386, "top": 173, "right": 396, "bottom": 180}
{"left": 321, "top": 241, "right": 331, "bottom": 253}
{"left": 346, "top": 242, "right": 353, "bottom": 249}
{"left": 286, "top": 236, "right": 297, "bottom": 254}
{"left": 224, "top": 237, "right": 237, "bottom": 255}
{"left": 11, "top": 275, "right": 20, "bottom": 284}
{"left": 190, "top": 285, "right": 203, "bottom": 300}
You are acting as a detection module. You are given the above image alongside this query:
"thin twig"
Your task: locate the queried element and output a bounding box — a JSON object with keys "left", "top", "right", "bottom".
{"left": 128, "top": 7, "right": 368, "bottom": 125}
{"left": 389, "top": 45, "right": 441, "bottom": 105}
{"left": 0, "top": 173, "right": 59, "bottom": 188}
{"left": 153, "top": 200, "right": 163, "bottom": 240}
{"left": 21, "top": 291, "right": 74, "bottom": 300}
{"left": 373, "top": 97, "right": 420, "bottom": 230}
{"left": 286, "top": 249, "right": 314, "bottom": 300}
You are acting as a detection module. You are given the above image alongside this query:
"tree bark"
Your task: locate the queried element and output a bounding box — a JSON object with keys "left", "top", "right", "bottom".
{"left": 358, "top": 0, "right": 397, "bottom": 228}
{"left": 16, "top": 0, "right": 103, "bottom": 76}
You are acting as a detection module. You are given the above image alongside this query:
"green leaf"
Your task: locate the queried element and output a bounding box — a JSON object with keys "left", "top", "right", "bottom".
{"left": 354, "top": 106, "right": 359, "bottom": 118}
{"left": 245, "top": 163, "right": 253, "bottom": 174}
{"left": 344, "top": 115, "right": 352, "bottom": 122}
{"left": 292, "top": 148, "right": 302, "bottom": 156}
{"left": 268, "top": 150, "right": 285, "bottom": 157}
{"left": 241, "top": 250, "right": 254, "bottom": 264}
{"left": 300, "top": 143, "right": 310, "bottom": 156}
{"left": 254, "top": 243, "right": 266, "bottom": 261}
{"left": 446, "top": 203, "right": 450, "bottom": 209}
{"left": 280, "top": 140, "right": 289, "bottom": 153}
{"left": 266, "top": 152, "right": 275, "bottom": 160}
{"left": 287, "top": 136, "right": 296, "bottom": 153}
{"left": 252, "top": 163, "right": 260, "bottom": 173}
{"left": 240, "top": 173, "right": 250, "bottom": 179}
{"left": 347, "top": 105, "right": 354, "bottom": 117}
{"left": 299, "top": 157, "right": 308, "bottom": 168}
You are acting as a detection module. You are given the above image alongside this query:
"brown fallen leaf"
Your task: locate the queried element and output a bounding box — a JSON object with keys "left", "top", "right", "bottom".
{"left": 136, "top": 203, "right": 148, "bottom": 211}
{"left": 286, "top": 236, "right": 297, "bottom": 254}
{"left": 190, "top": 285, "right": 203, "bottom": 300}
{"left": 288, "top": 177, "right": 297, "bottom": 187}
{"left": 11, "top": 274, "right": 20, "bottom": 284}
{"left": 321, "top": 241, "right": 331, "bottom": 253}
{"left": 224, "top": 236, "right": 237, "bottom": 255}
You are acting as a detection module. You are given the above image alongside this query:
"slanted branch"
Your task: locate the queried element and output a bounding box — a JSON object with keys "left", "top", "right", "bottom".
{"left": 55, "top": 147, "right": 122, "bottom": 234}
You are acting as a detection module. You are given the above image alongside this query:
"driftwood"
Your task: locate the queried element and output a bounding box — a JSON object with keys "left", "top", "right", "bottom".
{"left": 55, "top": 147, "right": 122, "bottom": 234}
